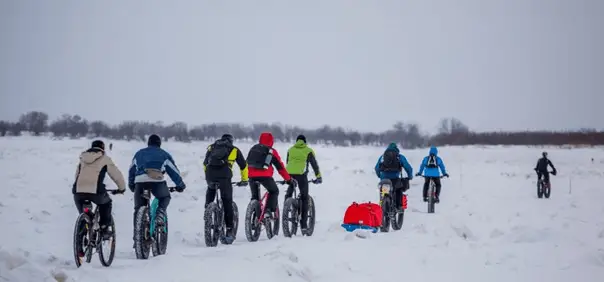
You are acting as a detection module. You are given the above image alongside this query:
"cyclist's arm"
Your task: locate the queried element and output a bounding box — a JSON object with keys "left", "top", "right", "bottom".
{"left": 437, "top": 157, "right": 448, "bottom": 176}
{"left": 271, "top": 150, "right": 291, "bottom": 181}
{"left": 418, "top": 157, "right": 427, "bottom": 175}
{"left": 307, "top": 150, "right": 321, "bottom": 178}
{"left": 128, "top": 153, "right": 138, "bottom": 187}
{"left": 202, "top": 145, "right": 211, "bottom": 172}
{"left": 547, "top": 160, "right": 556, "bottom": 172}
{"left": 235, "top": 147, "right": 249, "bottom": 182}
{"left": 164, "top": 152, "right": 185, "bottom": 187}
{"left": 105, "top": 156, "right": 126, "bottom": 191}
{"left": 399, "top": 154, "right": 413, "bottom": 179}
{"left": 374, "top": 156, "right": 382, "bottom": 178}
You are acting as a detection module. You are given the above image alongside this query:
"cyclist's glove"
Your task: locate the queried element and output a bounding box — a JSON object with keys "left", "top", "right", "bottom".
{"left": 314, "top": 177, "right": 322, "bottom": 184}
{"left": 175, "top": 184, "right": 186, "bottom": 193}
{"left": 415, "top": 173, "right": 421, "bottom": 177}
{"left": 443, "top": 173, "right": 449, "bottom": 178}
{"left": 111, "top": 190, "right": 125, "bottom": 195}
{"left": 286, "top": 178, "right": 298, "bottom": 188}
{"left": 236, "top": 181, "right": 248, "bottom": 187}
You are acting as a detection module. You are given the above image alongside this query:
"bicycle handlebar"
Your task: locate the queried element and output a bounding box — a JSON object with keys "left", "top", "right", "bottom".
{"left": 417, "top": 175, "right": 447, "bottom": 179}
{"left": 276, "top": 179, "right": 320, "bottom": 185}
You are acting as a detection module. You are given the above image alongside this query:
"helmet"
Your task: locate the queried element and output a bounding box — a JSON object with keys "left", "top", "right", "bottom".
{"left": 221, "top": 134, "right": 234, "bottom": 144}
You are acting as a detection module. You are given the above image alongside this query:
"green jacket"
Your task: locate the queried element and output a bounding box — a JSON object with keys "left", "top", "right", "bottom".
{"left": 286, "top": 140, "right": 321, "bottom": 177}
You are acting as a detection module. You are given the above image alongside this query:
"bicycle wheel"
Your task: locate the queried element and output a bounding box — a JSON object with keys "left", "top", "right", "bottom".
{"left": 428, "top": 182, "right": 435, "bottom": 214}
{"left": 219, "top": 201, "right": 239, "bottom": 245}
{"left": 98, "top": 215, "right": 116, "bottom": 267}
{"left": 204, "top": 202, "right": 221, "bottom": 247}
{"left": 306, "top": 196, "right": 316, "bottom": 236}
{"left": 391, "top": 201, "right": 404, "bottom": 231}
{"left": 73, "top": 213, "right": 91, "bottom": 268}
{"left": 282, "top": 197, "right": 298, "bottom": 238}
{"left": 380, "top": 196, "right": 391, "bottom": 232}
{"left": 134, "top": 206, "right": 151, "bottom": 260}
{"left": 544, "top": 182, "right": 551, "bottom": 199}
{"left": 537, "top": 181, "right": 544, "bottom": 198}
{"left": 244, "top": 200, "right": 261, "bottom": 242}
{"left": 152, "top": 210, "right": 168, "bottom": 256}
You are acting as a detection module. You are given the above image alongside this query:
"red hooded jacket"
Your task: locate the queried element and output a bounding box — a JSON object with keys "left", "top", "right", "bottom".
{"left": 248, "top": 132, "right": 291, "bottom": 181}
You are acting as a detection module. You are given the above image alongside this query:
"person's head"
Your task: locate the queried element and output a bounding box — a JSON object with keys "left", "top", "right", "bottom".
{"left": 429, "top": 146, "right": 438, "bottom": 156}
{"left": 296, "top": 134, "right": 307, "bottom": 144}
{"left": 148, "top": 134, "right": 161, "bottom": 147}
{"left": 259, "top": 132, "right": 274, "bottom": 147}
{"left": 542, "top": 151, "right": 548, "bottom": 158}
{"left": 221, "top": 133, "right": 234, "bottom": 145}
{"left": 386, "top": 142, "right": 399, "bottom": 152}
{"left": 91, "top": 140, "right": 105, "bottom": 151}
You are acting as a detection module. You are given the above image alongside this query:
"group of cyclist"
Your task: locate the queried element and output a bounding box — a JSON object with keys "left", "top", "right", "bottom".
{"left": 71, "top": 131, "right": 557, "bottom": 255}
{"left": 71, "top": 132, "right": 322, "bottom": 254}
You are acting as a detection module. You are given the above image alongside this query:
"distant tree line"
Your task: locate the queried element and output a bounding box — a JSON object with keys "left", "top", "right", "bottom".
{"left": 1, "top": 111, "right": 603, "bottom": 148}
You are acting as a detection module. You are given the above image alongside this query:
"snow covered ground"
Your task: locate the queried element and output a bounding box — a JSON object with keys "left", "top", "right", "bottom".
{"left": 0, "top": 136, "right": 603, "bottom": 282}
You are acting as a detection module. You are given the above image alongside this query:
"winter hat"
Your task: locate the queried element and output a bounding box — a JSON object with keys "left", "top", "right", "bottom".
{"left": 387, "top": 142, "right": 399, "bottom": 152}
{"left": 296, "top": 134, "right": 307, "bottom": 143}
{"left": 221, "top": 133, "right": 234, "bottom": 144}
{"left": 148, "top": 134, "right": 162, "bottom": 147}
{"left": 91, "top": 140, "right": 105, "bottom": 150}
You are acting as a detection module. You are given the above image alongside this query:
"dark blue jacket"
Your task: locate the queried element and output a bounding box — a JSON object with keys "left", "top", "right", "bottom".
{"left": 418, "top": 147, "right": 447, "bottom": 177}
{"left": 128, "top": 145, "right": 185, "bottom": 187}
{"left": 374, "top": 143, "right": 413, "bottom": 180}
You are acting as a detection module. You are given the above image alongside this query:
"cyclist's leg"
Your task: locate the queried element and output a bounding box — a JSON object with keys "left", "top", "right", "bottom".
{"left": 151, "top": 181, "right": 171, "bottom": 218}
{"left": 284, "top": 177, "right": 296, "bottom": 200}
{"left": 544, "top": 172, "right": 550, "bottom": 185}
{"left": 73, "top": 193, "right": 85, "bottom": 214}
{"left": 249, "top": 178, "right": 260, "bottom": 201}
{"left": 219, "top": 179, "right": 235, "bottom": 230}
{"left": 434, "top": 177, "right": 442, "bottom": 199}
{"left": 205, "top": 180, "right": 217, "bottom": 208}
{"left": 422, "top": 177, "right": 430, "bottom": 200}
{"left": 292, "top": 174, "right": 309, "bottom": 228}
{"left": 391, "top": 178, "right": 403, "bottom": 209}
{"left": 133, "top": 183, "right": 148, "bottom": 228}
{"left": 537, "top": 172, "right": 543, "bottom": 182}
{"left": 93, "top": 193, "right": 113, "bottom": 227}
{"left": 261, "top": 178, "right": 280, "bottom": 213}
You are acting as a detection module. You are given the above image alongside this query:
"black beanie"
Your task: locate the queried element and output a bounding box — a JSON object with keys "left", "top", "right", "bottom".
{"left": 91, "top": 140, "right": 105, "bottom": 150}
{"left": 148, "top": 134, "right": 162, "bottom": 147}
{"left": 296, "top": 134, "right": 306, "bottom": 143}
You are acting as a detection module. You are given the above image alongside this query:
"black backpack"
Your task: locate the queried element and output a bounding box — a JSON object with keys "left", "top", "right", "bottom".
{"left": 380, "top": 150, "right": 401, "bottom": 172}
{"left": 426, "top": 155, "right": 438, "bottom": 168}
{"left": 207, "top": 140, "right": 231, "bottom": 167}
{"left": 246, "top": 144, "right": 273, "bottom": 169}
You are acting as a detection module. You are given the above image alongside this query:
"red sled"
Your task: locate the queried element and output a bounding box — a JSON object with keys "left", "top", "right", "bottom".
{"left": 341, "top": 202, "right": 382, "bottom": 233}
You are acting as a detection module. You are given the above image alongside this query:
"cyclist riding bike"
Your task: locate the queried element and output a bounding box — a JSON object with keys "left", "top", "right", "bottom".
{"left": 73, "top": 140, "right": 126, "bottom": 248}
{"left": 246, "top": 132, "right": 296, "bottom": 219}
{"left": 203, "top": 133, "right": 249, "bottom": 242}
{"left": 128, "top": 134, "right": 186, "bottom": 246}
{"left": 285, "top": 134, "right": 322, "bottom": 235}
{"left": 535, "top": 151, "right": 557, "bottom": 185}
{"left": 416, "top": 146, "right": 449, "bottom": 203}
{"left": 374, "top": 142, "right": 413, "bottom": 210}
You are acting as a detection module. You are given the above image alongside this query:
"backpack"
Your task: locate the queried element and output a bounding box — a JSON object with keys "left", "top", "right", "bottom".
{"left": 342, "top": 202, "right": 383, "bottom": 228}
{"left": 246, "top": 144, "right": 273, "bottom": 169}
{"left": 426, "top": 155, "right": 438, "bottom": 168}
{"left": 379, "top": 150, "right": 401, "bottom": 172}
{"left": 207, "top": 140, "right": 231, "bottom": 167}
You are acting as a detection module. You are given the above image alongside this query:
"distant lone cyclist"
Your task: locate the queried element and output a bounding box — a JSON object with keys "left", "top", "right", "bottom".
{"left": 535, "top": 152, "right": 557, "bottom": 185}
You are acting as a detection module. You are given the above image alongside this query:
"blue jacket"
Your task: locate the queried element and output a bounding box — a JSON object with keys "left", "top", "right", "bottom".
{"left": 418, "top": 147, "right": 447, "bottom": 177}
{"left": 128, "top": 145, "right": 185, "bottom": 187}
{"left": 374, "top": 143, "right": 413, "bottom": 180}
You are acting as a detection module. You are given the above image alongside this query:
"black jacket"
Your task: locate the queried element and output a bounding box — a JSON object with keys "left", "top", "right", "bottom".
{"left": 535, "top": 157, "right": 556, "bottom": 173}
{"left": 203, "top": 142, "right": 248, "bottom": 181}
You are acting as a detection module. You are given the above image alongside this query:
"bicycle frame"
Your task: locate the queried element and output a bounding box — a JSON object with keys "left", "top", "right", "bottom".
{"left": 142, "top": 187, "right": 176, "bottom": 237}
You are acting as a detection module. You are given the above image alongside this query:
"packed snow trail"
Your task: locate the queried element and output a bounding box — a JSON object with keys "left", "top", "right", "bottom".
{"left": 1, "top": 137, "right": 603, "bottom": 282}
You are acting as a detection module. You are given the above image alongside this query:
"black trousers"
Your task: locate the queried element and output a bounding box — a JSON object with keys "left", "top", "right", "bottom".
{"left": 537, "top": 171, "right": 550, "bottom": 183}
{"left": 422, "top": 177, "right": 442, "bottom": 198}
{"left": 285, "top": 174, "right": 310, "bottom": 228}
{"left": 133, "top": 182, "right": 171, "bottom": 227}
{"left": 249, "top": 177, "right": 279, "bottom": 213}
{"left": 74, "top": 193, "right": 112, "bottom": 226}
{"left": 384, "top": 178, "right": 408, "bottom": 209}
{"left": 205, "top": 179, "right": 235, "bottom": 229}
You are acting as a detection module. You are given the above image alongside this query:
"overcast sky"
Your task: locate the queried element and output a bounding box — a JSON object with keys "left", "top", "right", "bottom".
{"left": 1, "top": 0, "right": 602, "bottom": 133}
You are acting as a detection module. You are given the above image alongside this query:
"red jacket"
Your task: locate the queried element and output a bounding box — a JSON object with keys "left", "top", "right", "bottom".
{"left": 248, "top": 132, "right": 291, "bottom": 181}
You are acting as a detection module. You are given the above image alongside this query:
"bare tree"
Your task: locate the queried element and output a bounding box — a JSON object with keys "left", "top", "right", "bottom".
{"left": 19, "top": 111, "right": 49, "bottom": 135}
